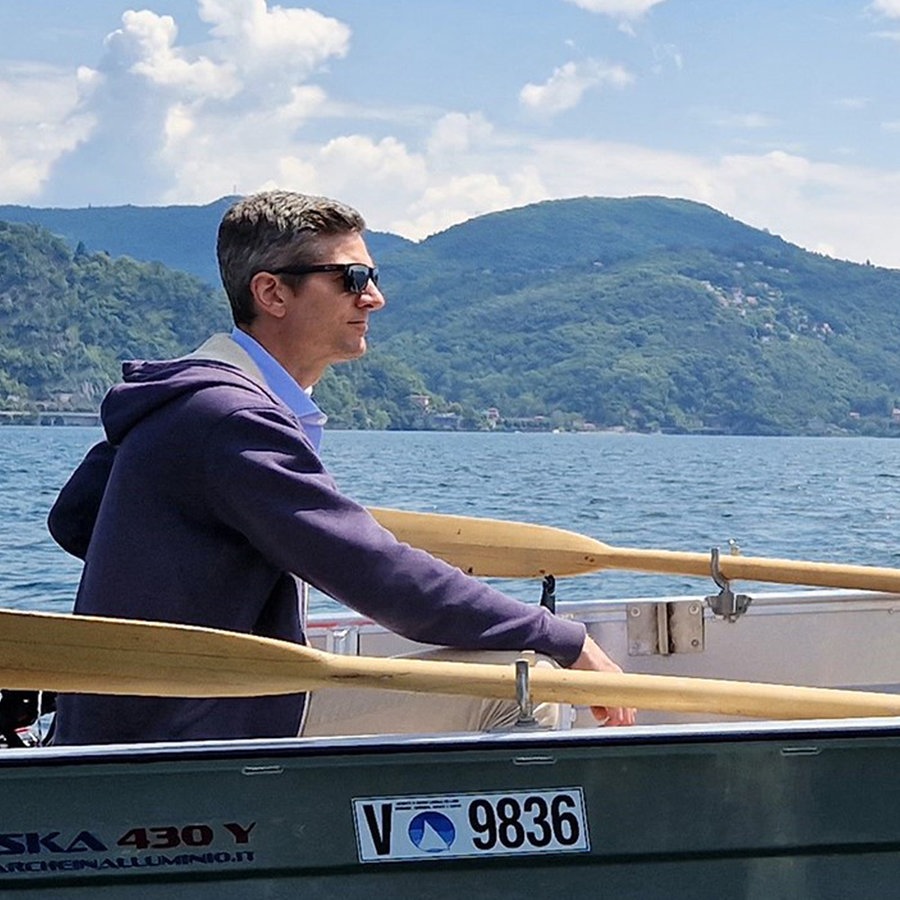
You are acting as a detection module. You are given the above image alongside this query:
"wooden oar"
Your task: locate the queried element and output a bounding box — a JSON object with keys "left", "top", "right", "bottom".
{"left": 369, "top": 506, "right": 900, "bottom": 591}
{"left": 1, "top": 609, "right": 898, "bottom": 720}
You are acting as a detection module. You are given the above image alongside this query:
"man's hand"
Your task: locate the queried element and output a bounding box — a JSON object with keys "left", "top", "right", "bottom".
{"left": 570, "top": 635, "right": 637, "bottom": 726}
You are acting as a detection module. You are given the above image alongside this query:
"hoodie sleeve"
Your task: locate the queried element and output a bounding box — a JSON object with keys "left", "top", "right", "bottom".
{"left": 202, "top": 405, "right": 588, "bottom": 667}
{"left": 47, "top": 441, "right": 117, "bottom": 560}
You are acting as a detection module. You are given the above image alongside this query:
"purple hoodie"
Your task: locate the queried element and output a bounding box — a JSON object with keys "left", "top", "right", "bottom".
{"left": 49, "top": 357, "right": 586, "bottom": 744}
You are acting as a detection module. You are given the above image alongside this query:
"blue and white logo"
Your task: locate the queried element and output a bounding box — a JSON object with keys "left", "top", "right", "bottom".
{"left": 408, "top": 811, "right": 456, "bottom": 853}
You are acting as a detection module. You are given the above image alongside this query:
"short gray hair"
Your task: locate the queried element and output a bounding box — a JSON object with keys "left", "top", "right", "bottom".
{"left": 217, "top": 190, "right": 367, "bottom": 324}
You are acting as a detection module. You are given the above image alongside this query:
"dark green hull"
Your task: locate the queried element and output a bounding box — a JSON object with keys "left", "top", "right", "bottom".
{"left": 1, "top": 718, "right": 898, "bottom": 898}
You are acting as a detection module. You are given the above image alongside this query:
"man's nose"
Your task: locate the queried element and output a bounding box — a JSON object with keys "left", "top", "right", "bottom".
{"left": 358, "top": 282, "right": 385, "bottom": 309}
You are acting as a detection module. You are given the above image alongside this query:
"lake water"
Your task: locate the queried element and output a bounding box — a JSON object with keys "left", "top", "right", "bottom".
{"left": 3, "top": 426, "right": 900, "bottom": 614}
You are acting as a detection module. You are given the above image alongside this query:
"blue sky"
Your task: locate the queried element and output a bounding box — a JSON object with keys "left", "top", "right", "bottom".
{"left": 3, "top": 1, "right": 900, "bottom": 266}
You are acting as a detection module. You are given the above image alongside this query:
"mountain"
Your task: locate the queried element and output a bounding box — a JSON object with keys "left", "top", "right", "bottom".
{"left": 371, "top": 197, "right": 900, "bottom": 434}
{"left": 2, "top": 196, "right": 900, "bottom": 435}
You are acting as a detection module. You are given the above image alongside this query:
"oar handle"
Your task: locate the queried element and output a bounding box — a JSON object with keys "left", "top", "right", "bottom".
{"left": 526, "top": 668, "right": 900, "bottom": 720}
{"left": 320, "top": 655, "right": 900, "bottom": 720}
{"left": 604, "top": 547, "right": 900, "bottom": 593}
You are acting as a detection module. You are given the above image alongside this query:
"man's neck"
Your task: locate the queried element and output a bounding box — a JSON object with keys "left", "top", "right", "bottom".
{"left": 236, "top": 325, "right": 324, "bottom": 389}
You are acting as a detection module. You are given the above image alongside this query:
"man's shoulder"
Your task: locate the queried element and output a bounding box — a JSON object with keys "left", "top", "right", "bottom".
{"left": 181, "top": 364, "right": 283, "bottom": 416}
{"left": 114, "top": 357, "right": 284, "bottom": 433}
{"left": 183, "top": 366, "right": 306, "bottom": 441}
{"left": 183, "top": 333, "right": 266, "bottom": 386}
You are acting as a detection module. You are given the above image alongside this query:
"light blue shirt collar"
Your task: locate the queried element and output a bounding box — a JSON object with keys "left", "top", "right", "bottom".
{"left": 230, "top": 327, "right": 327, "bottom": 452}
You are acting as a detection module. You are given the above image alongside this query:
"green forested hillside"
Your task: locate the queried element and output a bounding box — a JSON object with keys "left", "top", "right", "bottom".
{"left": 0, "top": 219, "right": 432, "bottom": 427}
{"left": 0, "top": 221, "right": 229, "bottom": 408}
{"left": 373, "top": 198, "right": 900, "bottom": 434}
{"left": 2, "top": 196, "right": 900, "bottom": 435}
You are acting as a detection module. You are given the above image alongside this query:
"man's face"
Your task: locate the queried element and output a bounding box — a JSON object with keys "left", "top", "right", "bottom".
{"left": 281, "top": 231, "right": 385, "bottom": 379}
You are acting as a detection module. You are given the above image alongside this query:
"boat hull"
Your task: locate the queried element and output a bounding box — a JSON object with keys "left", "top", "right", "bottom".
{"left": 1, "top": 718, "right": 898, "bottom": 898}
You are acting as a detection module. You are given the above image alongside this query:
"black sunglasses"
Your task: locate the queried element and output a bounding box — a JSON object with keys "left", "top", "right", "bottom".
{"left": 267, "top": 263, "right": 379, "bottom": 294}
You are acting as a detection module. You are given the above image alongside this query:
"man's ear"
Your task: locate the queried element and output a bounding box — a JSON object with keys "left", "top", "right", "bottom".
{"left": 249, "top": 271, "right": 289, "bottom": 319}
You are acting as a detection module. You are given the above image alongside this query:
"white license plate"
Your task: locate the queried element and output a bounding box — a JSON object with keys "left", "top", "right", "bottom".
{"left": 353, "top": 787, "right": 590, "bottom": 863}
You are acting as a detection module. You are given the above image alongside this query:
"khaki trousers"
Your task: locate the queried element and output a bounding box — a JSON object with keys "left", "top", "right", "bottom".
{"left": 301, "top": 649, "right": 564, "bottom": 737}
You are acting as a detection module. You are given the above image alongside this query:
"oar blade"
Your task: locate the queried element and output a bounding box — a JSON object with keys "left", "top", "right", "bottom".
{"left": 369, "top": 506, "right": 607, "bottom": 577}
{"left": 0, "top": 609, "right": 328, "bottom": 698}
{"left": 370, "top": 506, "right": 900, "bottom": 593}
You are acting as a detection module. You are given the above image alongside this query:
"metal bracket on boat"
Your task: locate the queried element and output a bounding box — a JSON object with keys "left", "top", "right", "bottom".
{"left": 705, "top": 547, "right": 753, "bottom": 622}
{"left": 512, "top": 658, "right": 540, "bottom": 729}
{"left": 539, "top": 575, "right": 556, "bottom": 614}
{"left": 626, "top": 601, "right": 705, "bottom": 656}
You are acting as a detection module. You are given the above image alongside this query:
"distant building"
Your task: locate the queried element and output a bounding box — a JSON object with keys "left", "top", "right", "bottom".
{"left": 431, "top": 413, "right": 461, "bottom": 430}
{"left": 500, "top": 415, "right": 553, "bottom": 432}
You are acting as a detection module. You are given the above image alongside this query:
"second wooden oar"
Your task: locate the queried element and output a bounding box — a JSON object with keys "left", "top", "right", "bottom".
{"left": 2, "top": 609, "right": 899, "bottom": 720}
{"left": 370, "top": 506, "right": 900, "bottom": 592}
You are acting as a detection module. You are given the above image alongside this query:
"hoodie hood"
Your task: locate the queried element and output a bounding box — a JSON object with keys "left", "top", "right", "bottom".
{"left": 101, "top": 358, "right": 280, "bottom": 447}
{"left": 48, "top": 356, "right": 285, "bottom": 561}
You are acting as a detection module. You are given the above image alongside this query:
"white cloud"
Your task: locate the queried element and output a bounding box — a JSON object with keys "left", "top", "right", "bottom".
{"left": 318, "top": 135, "right": 427, "bottom": 187}
{"left": 102, "top": 3, "right": 348, "bottom": 102}
{"left": 0, "top": 63, "right": 95, "bottom": 199}
{"left": 565, "top": 0, "right": 667, "bottom": 19}
{"left": 426, "top": 112, "right": 494, "bottom": 157}
{"left": 265, "top": 134, "right": 433, "bottom": 225}
{"left": 520, "top": 59, "right": 633, "bottom": 115}
{"left": 834, "top": 97, "right": 870, "bottom": 110}
{"left": 105, "top": 10, "right": 239, "bottom": 99}
{"left": 33, "top": 2, "right": 351, "bottom": 205}
{"left": 712, "top": 112, "right": 777, "bottom": 130}
{"left": 870, "top": 0, "right": 900, "bottom": 18}
{"left": 0, "top": 64, "right": 83, "bottom": 127}
{"left": 651, "top": 42, "right": 683, "bottom": 72}
{"left": 714, "top": 152, "right": 900, "bottom": 264}
{"left": 198, "top": 0, "right": 349, "bottom": 76}
{"left": 391, "top": 168, "right": 547, "bottom": 238}
{"left": 156, "top": 89, "right": 328, "bottom": 203}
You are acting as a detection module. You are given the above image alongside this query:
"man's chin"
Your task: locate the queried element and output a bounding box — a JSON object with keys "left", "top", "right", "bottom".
{"left": 338, "top": 340, "right": 368, "bottom": 363}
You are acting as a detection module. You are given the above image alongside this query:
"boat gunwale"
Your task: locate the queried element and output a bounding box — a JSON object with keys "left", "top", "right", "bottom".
{"left": 2, "top": 715, "right": 899, "bottom": 770}
{"left": 309, "top": 588, "right": 900, "bottom": 632}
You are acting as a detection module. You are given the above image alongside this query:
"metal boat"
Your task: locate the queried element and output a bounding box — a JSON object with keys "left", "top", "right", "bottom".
{"left": 0, "top": 586, "right": 898, "bottom": 897}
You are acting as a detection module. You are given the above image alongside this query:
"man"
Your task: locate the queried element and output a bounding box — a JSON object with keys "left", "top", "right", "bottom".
{"left": 48, "top": 190, "right": 634, "bottom": 744}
